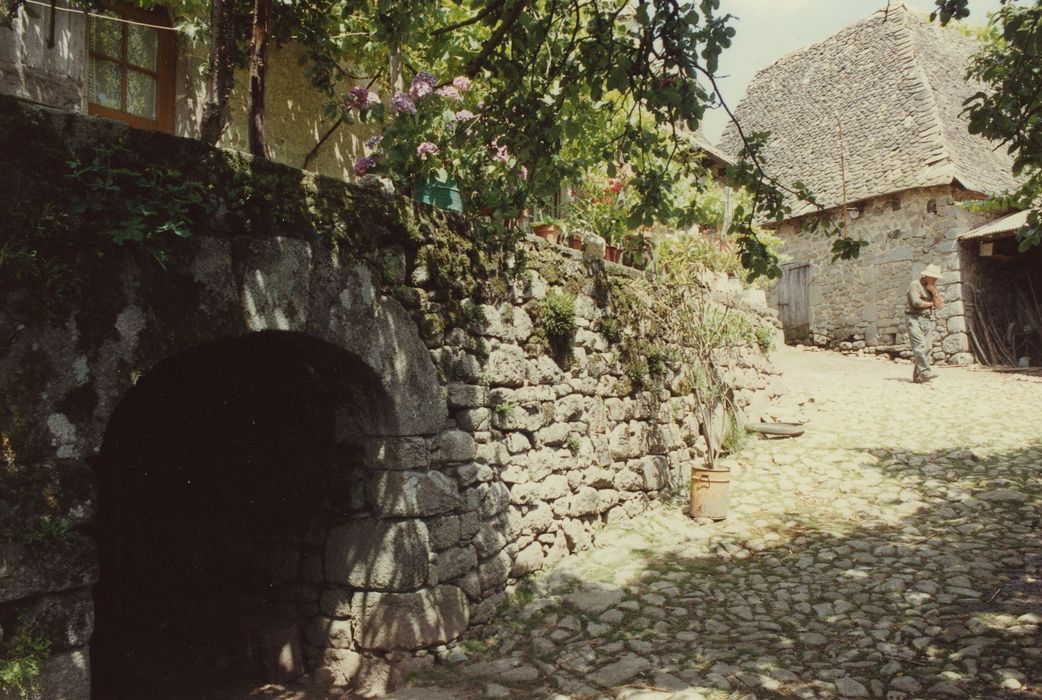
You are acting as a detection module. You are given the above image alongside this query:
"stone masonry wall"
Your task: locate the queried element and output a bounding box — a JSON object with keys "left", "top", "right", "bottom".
{"left": 0, "top": 96, "right": 780, "bottom": 698}
{"left": 770, "top": 186, "right": 991, "bottom": 364}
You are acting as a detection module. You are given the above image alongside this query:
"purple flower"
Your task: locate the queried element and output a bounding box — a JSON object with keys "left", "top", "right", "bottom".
{"left": 452, "top": 75, "right": 471, "bottom": 92}
{"left": 454, "top": 109, "right": 475, "bottom": 122}
{"left": 436, "top": 85, "right": 462, "bottom": 101}
{"left": 410, "top": 71, "right": 437, "bottom": 99}
{"left": 346, "top": 86, "right": 379, "bottom": 110}
{"left": 365, "top": 134, "right": 383, "bottom": 149}
{"left": 353, "top": 155, "right": 377, "bottom": 176}
{"left": 391, "top": 92, "right": 416, "bottom": 114}
{"left": 416, "top": 141, "right": 440, "bottom": 157}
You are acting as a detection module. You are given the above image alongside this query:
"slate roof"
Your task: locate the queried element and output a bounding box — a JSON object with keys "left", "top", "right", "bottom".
{"left": 718, "top": 4, "right": 1018, "bottom": 219}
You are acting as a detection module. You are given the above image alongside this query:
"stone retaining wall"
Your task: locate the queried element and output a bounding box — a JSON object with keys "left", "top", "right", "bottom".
{"left": 0, "top": 96, "right": 780, "bottom": 698}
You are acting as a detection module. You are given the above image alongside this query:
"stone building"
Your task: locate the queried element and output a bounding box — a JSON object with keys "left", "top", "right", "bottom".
{"left": 720, "top": 4, "right": 1020, "bottom": 364}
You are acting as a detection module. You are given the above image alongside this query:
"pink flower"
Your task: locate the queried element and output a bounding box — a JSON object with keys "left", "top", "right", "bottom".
{"left": 452, "top": 75, "right": 471, "bottom": 92}
{"left": 346, "top": 86, "right": 379, "bottom": 110}
{"left": 391, "top": 92, "right": 416, "bottom": 114}
{"left": 417, "top": 141, "right": 440, "bottom": 157}
{"left": 410, "top": 71, "right": 437, "bottom": 99}
{"left": 436, "top": 85, "right": 462, "bottom": 101}
{"left": 519, "top": 165, "right": 529, "bottom": 181}
{"left": 454, "top": 109, "right": 475, "bottom": 121}
{"left": 353, "top": 155, "right": 377, "bottom": 176}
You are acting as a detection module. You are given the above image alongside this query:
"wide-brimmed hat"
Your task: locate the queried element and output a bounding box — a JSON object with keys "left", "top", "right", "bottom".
{"left": 920, "top": 264, "right": 942, "bottom": 280}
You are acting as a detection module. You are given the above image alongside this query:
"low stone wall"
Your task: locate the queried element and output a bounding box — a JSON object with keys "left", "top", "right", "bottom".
{"left": 770, "top": 186, "right": 991, "bottom": 364}
{"left": 0, "top": 96, "right": 779, "bottom": 698}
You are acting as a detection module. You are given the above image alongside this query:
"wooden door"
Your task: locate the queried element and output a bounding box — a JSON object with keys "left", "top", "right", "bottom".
{"left": 777, "top": 262, "right": 810, "bottom": 342}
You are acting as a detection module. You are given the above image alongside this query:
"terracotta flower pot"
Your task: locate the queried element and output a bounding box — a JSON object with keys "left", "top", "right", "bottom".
{"left": 567, "top": 234, "right": 584, "bottom": 251}
{"left": 532, "top": 224, "right": 560, "bottom": 245}
{"left": 604, "top": 244, "right": 621, "bottom": 263}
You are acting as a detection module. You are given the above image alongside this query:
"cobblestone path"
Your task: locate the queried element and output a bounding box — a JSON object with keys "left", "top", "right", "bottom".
{"left": 398, "top": 348, "right": 1042, "bottom": 700}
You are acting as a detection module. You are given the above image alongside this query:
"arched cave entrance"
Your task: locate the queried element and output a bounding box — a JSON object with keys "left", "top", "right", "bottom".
{"left": 90, "top": 330, "right": 396, "bottom": 698}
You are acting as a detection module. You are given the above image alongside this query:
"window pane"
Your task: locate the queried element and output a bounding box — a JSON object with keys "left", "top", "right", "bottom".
{"left": 91, "top": 16, "right": 122, "bottom": 59}
{"left": 91, "top": 58, "right": 122, "bottom": 110}
{"left": 128, "top": 24, "right": 158, "bottom": 70}
{"left": 127, "top": 70, "right": 157, "bottom": 119}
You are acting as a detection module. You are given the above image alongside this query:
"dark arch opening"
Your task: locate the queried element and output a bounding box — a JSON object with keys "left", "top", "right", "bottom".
{"left": 90, "top": 330, "right": 393, "bottom": 698}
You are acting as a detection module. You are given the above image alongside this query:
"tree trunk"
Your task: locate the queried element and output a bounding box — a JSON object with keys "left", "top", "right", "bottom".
{"left": 247, "top": 0, "right": 271, "bottom": 159}
{"left": 199, "top": 0, "right": 236, "bottom": 145}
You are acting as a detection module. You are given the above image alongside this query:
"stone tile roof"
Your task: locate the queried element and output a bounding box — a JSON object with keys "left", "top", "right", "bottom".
{"left": 718, "top": 4, "right": 1018, "bottom": 218}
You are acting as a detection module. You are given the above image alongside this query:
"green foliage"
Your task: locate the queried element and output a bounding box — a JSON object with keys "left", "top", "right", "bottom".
{"left": 66, "top": 145, "right": 209, "bottom": 268}
{"left": 645, "top": 344, "right": 669, "bottom": 377}
{"left": 721, "top": 409, "right": 749, "bottom": 455}
{"left": 566, "top": 435, "right": 581, "bottom": 454}
{"left": 11, "top": 516, "right": 72, "bottom": 546}
{"left": 935, "top": 0, "right": 1041, "bottom": 251}
{"left": 539, "top": 290, "right": 577, "bottom": 353}
{"left": 493, "top": 402, "right": 517, "bottom": 415}
{"left": 600, "top": 316, "right": 623, "bottom": 344}
{"left": 755, "top": 325, "right": 776, "bottom": 354}
{"left": 564, "top": 172, "right": 630, "bottom": 244}
{"left": 0, "top": 620, "right": 51, "bottom": 699}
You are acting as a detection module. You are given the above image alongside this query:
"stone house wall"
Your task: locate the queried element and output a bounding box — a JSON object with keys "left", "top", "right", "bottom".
{"left": 0, "top": 97, "right": 780, "bottom": 698}
{"left": 769, "top": 186, "right": 991, "bottom": 364}
{"left": 0, "top": 2, "right": 370, "bottom": 181}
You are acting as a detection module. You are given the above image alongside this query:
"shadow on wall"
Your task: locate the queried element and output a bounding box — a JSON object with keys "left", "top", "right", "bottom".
{"left": 88, "top": 330, "right": 396, "bottom": 698}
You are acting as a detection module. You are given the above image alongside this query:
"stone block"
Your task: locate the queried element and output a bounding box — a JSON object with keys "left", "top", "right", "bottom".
{"left": 536, "top": 474, "right": 569, "bottom": 501}
{"left": 16, "top": 589, "right": 94, "bottom": 652}
{"left": 325, "top": 519, "right": 430, "bottom": 592}
{"left": 500, "top": 463, "right": 529, "bottom": 484}
{"left": 454, "top": 407, "right": 490, "bottom": 432}
{"left": 472, "top": 520, "right": 508, "bottom": 558}
{"left": 569, "top": 486, "right": 601, "bottom": 517}
{"left": 0, "top": 461, "right": 95, "bottom": 532}
{"left": 639, "top": 456, "right": 670, "bottom": 491}
{"left": 941, "top": 332, "right": 969, "bottom": 354}
{"left": 315, "top": 648, "right": 363, "bottom": 687}
{"left": 363, "top": 438, "right": 429, "bottom": 470}
{"left": 427, "top": 515, "right": 462, "bottom": 551}
{"left": 431, "top": 430, "right": 477, "bottom": 463}
{"left": 479, "top": 482, "right": 511, "bottom": 518}
{"left": 536, "top": 422, "right": 570, "bottom": 447}
{"left": 305, "top": 615, "right": 354, "bottom": 648}
{"left": 491, "top": 403, "right": 547, "bottom": 433}
{"left": 512, "top": 307, "right": 534, "bottom": 342}
{"left": 320, "top": 589, "right": 355, "bottom": 618}
{"left": 486, "top": 346, "right": 527, "bottom": 387}
{"left": 946, "top": 316, "right": 967, "bottom": 334}
{"left": 520, "top": 502, "right": 554, "bottom": 534}
{"left": 435, "top": 546, "right": 478, "bottom": 582}
{"left": 369, "top": 470, "right": 461, "bottom": 518}
{"left": 20, "top": 648, "right": 90, "bottom": 700}
{"left": 511, "top": 542, "right": 545, "bottom": 577}
{"left": 554, "top": 395, "right": 586, "bottom": 423}
{"left": 612, "top": 469, "right": 644, "bottom": 492}
{"left": 447, "top": 383, "right": 489, "bottom": 408}
{"left": 478, "top": 551, "right": 512, "bottom": 592}
{"left": 352, "top": 585, "right": 469, "bottom": 651}
{"left": 0, "top": 535, "right": 98, "bottom": 604}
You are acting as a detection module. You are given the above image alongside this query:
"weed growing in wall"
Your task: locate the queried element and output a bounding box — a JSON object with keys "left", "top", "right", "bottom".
{"left": 539, "top": 290, "right": 577, "bottom": 358}
{"left": 0, "top": 619, "right": 51, "bottom": 700}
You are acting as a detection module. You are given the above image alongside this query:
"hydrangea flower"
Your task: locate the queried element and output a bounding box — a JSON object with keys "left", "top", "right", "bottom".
{"left": 454, "top": 109, "right": 475, "bottom": 122}
{"left": 391, "top": 92, "right": 416, "bottom": 114}
{"left": 353, "top": 155, "right": 377, "bottom": 176}
{"left": 410, "top": 71, "right": 437, "bottom": 99}
{"left": 346, "top": 86, "right": 379, "bottom": 110}
{"left": 365, "top": 134, "right": 383, "bottom": 149}
{"left": 491, "top": 139, "right": 510, "bottom": 163}
{"left": 436, "top": 85, "right": 462, "bottom": 101}
{"left": 416, "top": 141, "right": 440, "bottom": 157}
{"left": 452, "top": 75, "right": 471, "bottom": 92}
{"left": 519, "top": 165, "right": 529, "bottom": 181}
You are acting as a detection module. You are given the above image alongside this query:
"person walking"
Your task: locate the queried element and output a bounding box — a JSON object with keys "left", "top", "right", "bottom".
{"left": 906, "top": 264, "right": 943, "bottom": 383}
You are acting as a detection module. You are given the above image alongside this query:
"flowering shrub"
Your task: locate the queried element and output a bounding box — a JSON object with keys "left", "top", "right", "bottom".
{"left": 344, "top": 70, "right": 527, "bottom": 221}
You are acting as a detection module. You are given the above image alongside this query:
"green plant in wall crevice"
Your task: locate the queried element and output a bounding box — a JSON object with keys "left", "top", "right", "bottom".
{"left": 0, "top": 618, "right": 51, "bottom": 700}
{"left": 539, "top": 290, "right": 577, "bottom": 360}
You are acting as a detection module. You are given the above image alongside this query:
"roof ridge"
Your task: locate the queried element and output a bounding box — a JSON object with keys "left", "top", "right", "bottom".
{"left": 894, "top": 9, "right": 958, "bottom": 185}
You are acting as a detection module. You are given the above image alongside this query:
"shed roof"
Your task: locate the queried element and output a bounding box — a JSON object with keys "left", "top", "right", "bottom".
{"left": 718, "top": 4, "right": 1018, "bottom": 219}
{"left": 959, "top": 209, "right": 1034, "bottom": 241}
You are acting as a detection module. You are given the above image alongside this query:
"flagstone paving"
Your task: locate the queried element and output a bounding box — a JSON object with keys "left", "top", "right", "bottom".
{"left": 396, "top": 348, "right": 1042, "bottom": 699}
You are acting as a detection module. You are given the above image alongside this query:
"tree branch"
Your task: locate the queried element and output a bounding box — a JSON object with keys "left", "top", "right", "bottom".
{"left": 465, "top": 0, "right": 531, "bottom": 78}
{"left": 434, "top": 0, "right": 507, "bottom": 36}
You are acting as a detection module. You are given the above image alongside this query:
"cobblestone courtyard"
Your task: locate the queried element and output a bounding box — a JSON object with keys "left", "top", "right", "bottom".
{"left": 399, "top": 348, "right": 1042, "bottom": 700}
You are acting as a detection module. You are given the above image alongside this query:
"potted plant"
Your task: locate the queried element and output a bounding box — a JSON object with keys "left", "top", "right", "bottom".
{"left": 567, "top": 230, "right": 585, "bottom": 250}
{"left": 532, "top": 217, "right": 562, "bottom": 244}
{"left": 565, "top": 171, "right": 630, "bottom": 259}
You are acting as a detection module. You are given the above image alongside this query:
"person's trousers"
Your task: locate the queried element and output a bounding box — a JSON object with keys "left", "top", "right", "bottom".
{"left": 906, "top": 313, "right": 935, "bottom": 381}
